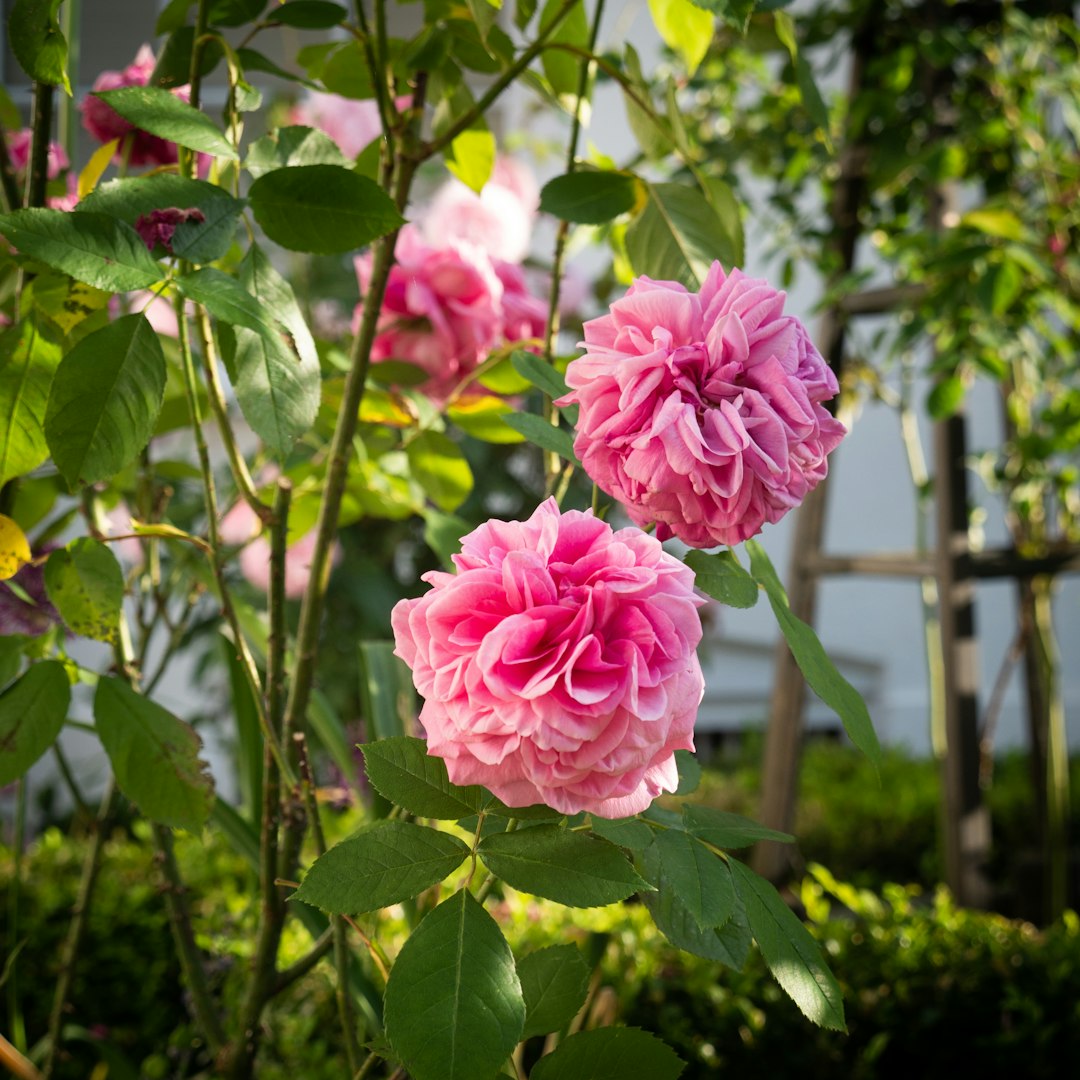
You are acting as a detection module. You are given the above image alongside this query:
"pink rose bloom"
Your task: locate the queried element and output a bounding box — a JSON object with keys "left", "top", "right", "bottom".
{"left": 220, "top": 500, "right": 339, "bottom": 600}
{"left": 423, "top": 157, "right": 539, "bottom": 264}
{"left": 355, "top": 226, "right": 504, "bottom": 403}
{"left": 81, "top": 45, "right": 198, "bottom": 167}
{"left": 290, "top": 91, "right": 406, "bottom": 158}
{"left": 494, "top": 260, "right": 547, "bottom": 348}
{"left": 558, "top": 263, "right": 847, "bottom": 548}
{"left": 5, "top": 128, "right": 68, "bottom": 179}
{"left": 391, "top": 498, "right": 705, "bottom": 818}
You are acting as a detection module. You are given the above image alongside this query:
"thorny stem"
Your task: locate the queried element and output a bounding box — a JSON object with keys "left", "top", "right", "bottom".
{"left": 24, "top": 83, "right": 55, "bottom": 212}
{"left": 272, "top": 929, "right": 335, "bottom": 995}
{"left": 41, "top": 780, "right": 117, "bottom": 1080}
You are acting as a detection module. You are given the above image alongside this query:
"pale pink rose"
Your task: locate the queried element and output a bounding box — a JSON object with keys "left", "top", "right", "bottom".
{"left": 46, "top": 174, "right": 79, "bottom": 212}
{"left": 220, "top": 499, "right": 340, "bottom": 600}
{"left": 423, "top": 157, "right": 539, "bottom": 264}
{"left": 81, "top": 45, "right": 207, "bottom": 169}
{"left": 558, "top": 263, "right": 847, "bottom": 548}
{"left": 290, "top": 91, "right": 407, "bottom": 158}
{"left": 391, "top": 498, "right": 705, "bottom": 818}
{"left": 355, "top": 226, "right": 504, "bottom": 403}
{"left": 104, "top": 505, "right": 145, "bottom": 567}
{"left": 4, "top": 128, "right": 69, "bottom": 179}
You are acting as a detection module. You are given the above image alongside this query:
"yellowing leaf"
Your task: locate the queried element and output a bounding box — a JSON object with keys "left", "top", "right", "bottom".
{"left": 446, "top": 127, "right": 495, "bottom": 194}
{"left": 129, "top": 518, "right": 212, "bottom": 553}
{"left": 78, "top": 138, "right": 119, "bottom": 200}
{"left": 0, "top": 514, "right": 32, "bottom": 580}
{"left": 360, "top": 387, "right": 413, "bottom": 427}
{"left": 960, "top": 208, "right": 1026, "bottom": 241}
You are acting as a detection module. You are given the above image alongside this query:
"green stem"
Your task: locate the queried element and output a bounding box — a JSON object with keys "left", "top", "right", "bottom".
{"left": 352, "top": 0, "right": 396, "bottom": 160}
{"left": 0, "top": 127, "right": 22, "bottom": 212}
{"left": 41, "top": 780, "right": 117, "bottom": 1080}
{"left": 52, "top": 743, "right": 90, "bottom": 818}
{"left": 24, "top": 82, "right": 55, "bottom": 211}
{"left": 420, "top": 0, "right": 582, "bottom": 159}
{"left": 221, "top": 481, "right": 292, "bottom": 1080}
{"left": 6, "top": 779, "right": 27, "bottom": 1056}
{"left": 153, "top": 823, "right": 227, "bottom": 1053}
{"left": 193, "top": 306, "right": 269, "bottom": 520}
{"left": 272, "top": 928, "right": 334, "bottom": 995}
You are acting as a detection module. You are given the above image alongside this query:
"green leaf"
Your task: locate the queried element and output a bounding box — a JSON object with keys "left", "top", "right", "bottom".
{"left": 232, "top": 245, "right": 321, "bottom": 458}
{"left": 539, "top": 0, "right": 588, "bottom": 98}
{"left": 701, "top": 176, "right": 745, "bottom": 266}
{"left": 530, "top": 1027, "right": 685, "bottom": 1080}
{"left": 445, "top": 124, "right": 496, "bottom": 195}
{"left": 9, "top": 0, "right": 71, "bottom": 93}
{"left": 94, "top": 676, "right": 215, "bottom": 833}
{"left": 501, "top": 412, "right": 579, "bottom": 464}
{"left": 729, "top": 858, "right": 846, "bottom": 1030}
{"left": 45, "top": 314, "right": 168, "bottom": 489}
{"left": 175, "top": 267, "right": 282, "bottom": 337}
{"left": 320, "top": 40, "right": 376, "bottom": 99}
{"left": 384, "top": 890, "right": 525, "bottom": 1080}
{"left": 674, "top": 749, "right": 701, "bottom": 795}
{"left": 248, "top": 165, "right": 403, "bottom": 254}
{"left": 236, "top": 47, "right": 315, "bottom": 88}
{"left": 926, "top": 375, "right": 965, "bottom": 419}
{"left": 478, "top": 825, "right": 650, "bottom": 907}
{"left": 539, "top": 171, "right": 642, "bottom": 225}
{"left": 270, "top": 0, "right": 347, "bottom": 28}
{"left": 684, "top": 549, "right": 758, "bottom": 608}
{"left": 0, "top": 210, "right": 164, "bottom": 292}
{"left": 31, "top": 272, "right": 111, "bottom": 335}
{"left": 93, "top": 86, "right": 239, "bottom": 159}
{"left": 43, "top": 539, "right": 124, "bottom": 644}
{"left": 960, "top": 207, "right": 1026, "bottom": 241}
{"left": 656, "top": 828, "right": 736, "bottom": 929}
{"left": 746, "top": 540, "right": 882, "bottom": 768}
{"left": 151, "top": 26, "right": 224, "bottom": 89}
{"left": 360, "top": 736, "right": 488, "bottom": 819}
{"left": 773, "top": 11, "right": 830, "bottom": 145}
{"left": 244, "top": 125, "right": 350, "bottom": 179}
{"left": 625, "top": 182, "right": 738, "bottom": 288}
{"left": 588, "top": 815, "right": 654, "bottom": 850}
{"left": 0, "top": 318, "right": 63, "bottom": 488}
{"left": 510, "top": 350, "right": 570, "bottom": 400}
{"left": 0, "top": 662, "right": 70, "bottom": 787}
{"left": 156, "top": 0, "right": 196, "bottom": 34}
{"left": 622, "top": 44, "right": 671, "bottom": 159}
{"left": 406, "top": 430, "right": 474, "bottom": 512}
{"left": 446, "top": 395, "right": 525, "bottom": 443}
{"left": 518, "top": 944, "right": 590, "bottom": 1039}
{"left": 79, "top": 176, "right": 244, "bottom": 264}
{"left": 682, "top": 804, "right": 795, "bottom": 848}
{"left": 648, "top": 0, "right": 715, "bottom": 75}
{"left": 641, "top": 872, "right": 751, "bottom": 967}
{"left": 358, "top": 640, "right": 414, "bottom": 740}
{"left": 293, "top": 820, "right": 470, "bottom": 913}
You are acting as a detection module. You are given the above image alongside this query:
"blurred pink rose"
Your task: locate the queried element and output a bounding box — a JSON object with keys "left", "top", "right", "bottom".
{"left": 220, "top": 500, "right": 340, "bottom": 600}
{"left": 81, "top": 45, "right": 204, "bottom": 168}
{"left": 4, "top": 128, "right": 68, "bottom": 179}
{"left": 134, "top": 207, "right": 205, "bottom": 253}
{"left": 290, "top": 91, "right": 406, "bottom": 158}
{"left": 355, "top": 226, "right": 504, "bottom": 403}
{"left": 558, "top": 263, "right": 846, "bottom": 548}
{"left": 494, "top": 260, "right": 547, "bottom": 348}
{"left": 391, "top": 498, "right": 705, "bottom": 817}
{"left": 423, "top": 157, "right": 539, "bottom": 264}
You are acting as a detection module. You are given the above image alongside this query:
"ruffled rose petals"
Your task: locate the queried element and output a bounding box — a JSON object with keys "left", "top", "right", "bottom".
{"left": 558, "top": 262, "right": 847, "bottom": 548}
{"left": 391, "top": 498, "right": 705, "bottom": 818}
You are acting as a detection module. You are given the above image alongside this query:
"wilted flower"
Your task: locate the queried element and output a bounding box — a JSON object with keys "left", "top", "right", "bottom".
{"left": 391, "top": 498, "right": 705, "bottom": 818}
{"left": 81, "top": 45, "right": 196, "bottom": 167}
{"left": 134, "top": 207, "right": 206, "bottom": 253}
{"left": 0, "top": 557, "right": 61, "bottom": 638}
{"left": 559, "top": 263, "right": 846, "bottom": 548}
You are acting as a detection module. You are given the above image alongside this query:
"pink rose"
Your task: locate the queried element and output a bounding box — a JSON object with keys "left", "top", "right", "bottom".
{"left": 558, "top": 263, "right": 847, "bottom": 548}
{"left": 423, "top": 157, "right": 539, "bottom": 264}
{"left": 81, "top": 45, "right": 205, "bottom": 169}
{"left": 391, "top": 498, "right": 705, "bottom": 818}
{"left": 494, "top": 260, "right": 547, "bottom": 348}
{"left": 4, "top": 128, "right": 68, "bottom": 179}
{"left": 220, "top": 499, "right": 340, "bottom": 600}
{"left": 355, "top": 226, "right": 504, "bottom": 403}
{"left": 134, "top": 207, "right": 206, "bottom": 253}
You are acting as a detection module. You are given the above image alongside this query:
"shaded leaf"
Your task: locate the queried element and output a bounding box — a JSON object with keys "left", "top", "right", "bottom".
{"left": 93, "top": 86, "right": 238, "bottom": 158}
{"left": 746, "top": 540, "right": 881, "bottom": 768}
{"left": 0, "top": 210, "right": 163, "bottom": 292}
{"left": 45, "top": 314, "right": 167, "bottom": 488}
{"left": 360, "top": 736, "right": 488, "bottom": 819}
{"left": 293, "top": 820, "right": 469, "bottom": 913}
{"left": 501, "top": 412, "right": 579, "bottom": 464}
{"left": 684, "top": 549, "right": 758, "bottom": 608}
{"left": 479, "top": 824, "right": 650, "bottom": 907}
{"left": 43, "top": 538, "right": 124, "bottom": 643}
{"left": 0, "top": 662, "right": 70, "bottom": 786}
{"left": 248, "top": 165, "right": 403, "bottom": 254}
{"left": 384, "top": 890, "right": 525, "bottom": 1080}
{"left": 530, "top": 1027, "right": 685, "bottom": 1080}
{"left": 94, "top": 676, "right": 215, "bottom": 832}
{"left": 729, "top": 858, "right": 846, "bottom": 1030}
{"left": 518, "top": 944, "right": 590, "bottom": 1039}
{"left": 539, "top": 171, "right": 642, "bottom": 224}
{"left": 244, "top": 125, "right": 349, "bottom": 179}
{"left": 0, "top": 318, "right": 63, "bottom": 487}
{"left": 9, "top": 0, "right": 71, "bottom": 93}
{"left": 652, "top": 828, "right": 736, "bottom": 929}
{"left": 406, "top": 430, "right": 474, "bottom": 512}
{"left": 682, "top": 804, "right": 795, "bottom": 848}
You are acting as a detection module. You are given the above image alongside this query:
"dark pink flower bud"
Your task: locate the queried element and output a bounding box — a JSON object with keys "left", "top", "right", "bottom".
{"left": 134, "top": 207, "right": 205, "bottom": 253}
